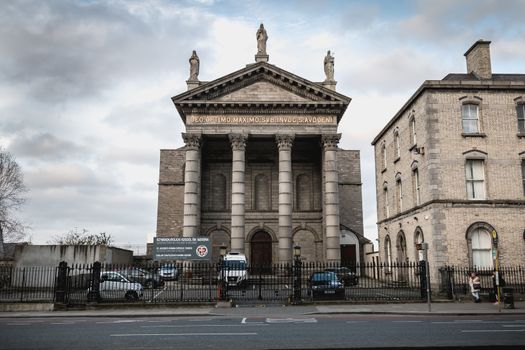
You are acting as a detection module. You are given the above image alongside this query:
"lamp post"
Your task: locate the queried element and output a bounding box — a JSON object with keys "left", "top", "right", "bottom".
{"left": 292, "top": 245, "right": 302, "bottom": 305}
{"left": 219, "top": 245, "right": 228, "bottom": 301}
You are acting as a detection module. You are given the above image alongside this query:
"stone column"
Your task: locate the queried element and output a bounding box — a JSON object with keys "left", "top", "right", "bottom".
{"left": 322, "top": 134, "right": 342, "bottom": 262}
{"left": 276, "top": 134, "right": 295, "bottom": 263}
{"left": 182, "top": 133, "right": 202, "bottom": 238}
{"left": 229, "top": 134, "right": 248, "bottom": 253}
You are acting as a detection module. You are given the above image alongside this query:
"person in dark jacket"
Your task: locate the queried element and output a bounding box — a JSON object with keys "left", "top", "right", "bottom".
{"left": 492, "top": 270, "right": 505, "bottom": 304}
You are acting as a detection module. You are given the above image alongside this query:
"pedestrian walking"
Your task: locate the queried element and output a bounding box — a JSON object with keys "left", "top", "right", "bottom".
{"left": 469, "top": 272, "right": 481, "bottom": 303}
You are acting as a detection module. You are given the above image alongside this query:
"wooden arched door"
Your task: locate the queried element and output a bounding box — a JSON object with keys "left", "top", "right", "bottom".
{"left": 250, "top": 231, "right": 272, "bottom": 273}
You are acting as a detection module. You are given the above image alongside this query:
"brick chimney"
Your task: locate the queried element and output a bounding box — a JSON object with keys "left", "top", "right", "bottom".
{"left": 464, "top": 40, "right": 492, "bottom": 80}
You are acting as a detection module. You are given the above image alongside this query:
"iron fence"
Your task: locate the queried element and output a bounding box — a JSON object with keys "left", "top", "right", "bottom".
{"left": 1, "top": 261, "right": 427, "bottom": 305}
{"left": 439, "top": 266, "right": 525, "bottom": 301}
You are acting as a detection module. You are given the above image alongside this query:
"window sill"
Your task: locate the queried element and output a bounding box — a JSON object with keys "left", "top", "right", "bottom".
{"left": 517, "top": 132, "right": 525, "bottom": 138}
{"left": 462, "top": 132, "right": 486, "bottom": 138}
{"left": 393, "top": 157, "right": 400, "bottom": 164}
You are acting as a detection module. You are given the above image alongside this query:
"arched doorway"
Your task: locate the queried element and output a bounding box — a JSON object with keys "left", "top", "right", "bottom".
{"left": 250, "top": 231, "right": 272, "bottom": 272}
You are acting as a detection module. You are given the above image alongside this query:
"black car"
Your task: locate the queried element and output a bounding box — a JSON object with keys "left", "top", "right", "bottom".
{"left": 308, "top": 271, "right": 345, "bottom": 299}
{"left": 324, "top": 267, "right": 359, "bottom": 286}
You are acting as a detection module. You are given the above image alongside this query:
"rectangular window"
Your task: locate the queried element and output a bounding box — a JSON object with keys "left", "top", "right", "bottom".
{"left": 413, "top": 168, "right": 421, "bottom": 206}
{"left": 396, "top": 180, "right": 403, "bottom": 213}
{"left": 518, "top": 104, "right": 525, "bottom": 133}
{"left": 462, "top": 104, "right": 479, "bottom": 133}
{"left": 465, "top": 159, "right": 485, "bottom": 199}
{"left": 522, "top": 159, "right": 525, "bottom": 196}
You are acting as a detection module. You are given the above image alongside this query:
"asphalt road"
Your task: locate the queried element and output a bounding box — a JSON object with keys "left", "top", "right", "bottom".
{"left": 1, "top": 314, "right": 524, "bottom": 350}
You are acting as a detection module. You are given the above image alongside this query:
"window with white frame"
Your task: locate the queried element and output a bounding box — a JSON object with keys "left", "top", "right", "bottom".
{"left": 465, "top": 159, "right": 485, "bottom": 199}
{"left": 412, "top": 168, "right": 421, "bottom": 206}
{"left": 470, "top": 228, "right": 493, "bottom": 268}
{"left": 462, "top": 103, "right": 480, "bottom": 133}
{"left": 518, "top": 104, "right": 525, "bottom": 133}
{"left": 409, "top": 116, "right": 417, "bottom": 146}
{"left": 396, "top": 179, "right": 403, "bottom": 213}
{"left": 394, "top": 131, "right": 400, "bottom": 158}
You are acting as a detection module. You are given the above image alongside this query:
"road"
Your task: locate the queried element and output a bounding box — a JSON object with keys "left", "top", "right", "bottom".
{"left": 1, "top": 313, "right": 524, "bottom": 349}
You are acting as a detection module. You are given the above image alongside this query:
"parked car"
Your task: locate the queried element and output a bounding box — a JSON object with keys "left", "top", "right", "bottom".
{"left": 88, "top": 271, "right": 143, "bottom": 301}
{"left": 324, "top": 267, "right": 359, "bottom": 286}
{"left": 116, "top": 267, "right": 165, "bottom": 289}
{"left": 159, "top": 265, "right": 179, "bottom": 281}
{"left": 308, "top": 271, "right": 345, "bottom": 299}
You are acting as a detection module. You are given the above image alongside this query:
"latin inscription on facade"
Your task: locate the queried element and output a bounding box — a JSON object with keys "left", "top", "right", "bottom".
{"left": 188, "top": 115, "right": 337, "bottom": 125}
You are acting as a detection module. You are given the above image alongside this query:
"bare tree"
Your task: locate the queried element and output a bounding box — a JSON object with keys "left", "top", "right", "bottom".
{"left": 0, "top": 149, "right": 28, "bottom": 258}
{"left": 49, "top": 228, "right": 113, "bottom": 246}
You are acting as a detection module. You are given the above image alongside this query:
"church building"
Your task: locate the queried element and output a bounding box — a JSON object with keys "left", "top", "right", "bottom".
{"left": 156, "top": 25, "right": 367, "bottom": 265}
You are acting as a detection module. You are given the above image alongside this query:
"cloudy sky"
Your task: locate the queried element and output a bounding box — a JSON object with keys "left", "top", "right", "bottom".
{"left": 1, "top": 0, "right": 524, "bottom": 249}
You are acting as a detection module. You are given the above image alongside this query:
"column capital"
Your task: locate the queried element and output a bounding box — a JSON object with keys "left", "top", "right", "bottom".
{"left": 321, "top": 133, "right": 341, "bottom": 150}
{"left": 182, "top": 133, "right": 202, "bottom": 150}
{"left": 275, "top": 134, "right": 295, "bottom": 151}
{"left": 229, "top": 133, "right": 248, "bottom": 151}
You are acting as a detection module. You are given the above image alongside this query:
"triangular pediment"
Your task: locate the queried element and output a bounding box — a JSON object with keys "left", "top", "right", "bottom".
{"left": 213, "top": 80, "right": 309, "bottom": 102}
{"left": 172, "top": 62, "right": 351, "bottom": 123}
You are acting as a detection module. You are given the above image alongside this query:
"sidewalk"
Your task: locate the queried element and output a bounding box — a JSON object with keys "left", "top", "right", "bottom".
{"left": 1, "top": 301, "right": 524, "bottom": 318}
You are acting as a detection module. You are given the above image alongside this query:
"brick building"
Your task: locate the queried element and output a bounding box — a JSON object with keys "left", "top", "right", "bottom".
{"left": 156, "top": 30, "right": 367, "bottom": 265}
{"left": 372, "top": 40, "right": 525, "bottom": 283}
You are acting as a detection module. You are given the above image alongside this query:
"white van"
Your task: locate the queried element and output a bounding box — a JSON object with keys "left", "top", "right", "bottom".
{"left": 218, "top": 252, "right": 248, "bottom": 287}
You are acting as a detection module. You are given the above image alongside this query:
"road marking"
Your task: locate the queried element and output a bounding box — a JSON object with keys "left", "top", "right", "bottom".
{"left": 111, "top": 333, "right": 257, "bottom": 337}
{"left": 502, "top": 325, "right": 525, "bottom": 327}
{"left": 141, "top": 324, "right": 266, "bottom": 328}
{"left": 461, "top": 329, "right": 525, "bottom": 333}
{"left": 6, "top": 323, "right": 31, "bottom": 326}
{"left": 433, "top": 320, "right": 483, "bottom": 324}
{"left": 97, "top": 319, "right": 144, "bottom": 324}
{"left": 266, "top": 318, "right": 317, "bottom": 324}
{"left": 241, "top": 317, "right": 264, "bottom": 324}
{"left": 50, "top": 322, "right": 77, "bottom": 325}
{"left": 392, "top": 320, "right": 422, "bottom": 323}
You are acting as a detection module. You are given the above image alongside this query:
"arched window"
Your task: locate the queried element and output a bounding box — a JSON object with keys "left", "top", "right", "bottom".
{"left": 381, "top": 142, "right": 387, "bottom": 169}
{"left": 383, "top": 183, "right": 390, "bottom": 218}
{"left": 296, "top": 174, "right": 311, "bottom": 210}
{"left": 467, "top": 222, "right": 494, "bottom": 268}
{"left": 254, "top": 174, "right": 270, "bottom": 210}
{"left": 211, "top": 174, "right": 226, "bottom": 210}
{"left": 393, "top": 130, "right": 401, "bottom": 159}
{"left": 409, "top": 115, "right": 417, "bottom": 146}
{"left": 385, "top": 235, "right": 392, "bottom": 266}
{"left": 395, "top": 174, "right": 403, "bottom": 213}
{"left": 396, "top": 231, "right": 407, "bottom": 263}
{"left": 414, "top": 227, "right": 424, "bottom": 261}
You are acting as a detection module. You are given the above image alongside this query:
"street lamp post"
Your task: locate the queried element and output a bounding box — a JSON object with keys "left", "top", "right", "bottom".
{"left": 219, "top": 245, "right": 228, "bottom": 301}
{"left": 292, "top": 245, "right": 302, "bottom": 305}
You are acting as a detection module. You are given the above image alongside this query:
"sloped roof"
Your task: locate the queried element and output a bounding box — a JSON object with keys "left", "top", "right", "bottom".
{"left": 172, "top": 61, "right": 351, "bottom": 124}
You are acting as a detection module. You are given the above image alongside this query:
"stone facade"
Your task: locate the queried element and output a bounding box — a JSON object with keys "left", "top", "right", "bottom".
{"left": 156, "top": 43, "right": 367, "bottom": 265}
{"left": 372, "top": 40, "right": 525, "bottom": 284}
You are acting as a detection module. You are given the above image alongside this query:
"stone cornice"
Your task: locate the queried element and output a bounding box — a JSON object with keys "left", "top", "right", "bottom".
{"left": 377, "top": 198, "right": 525, "bottom": 224}
{"left": 372, "top": 79, "right": 525, "bottom": 145}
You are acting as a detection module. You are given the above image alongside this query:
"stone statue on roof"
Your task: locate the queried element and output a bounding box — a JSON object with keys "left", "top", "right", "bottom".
{"left": 256, "top": 23, "right": 268, "bottom": 55}
{"left": 189, "top": 50, "right": 200, "bottom": 81}
{"left": 324, "top": 50, "right": 335, "bottom": 82}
